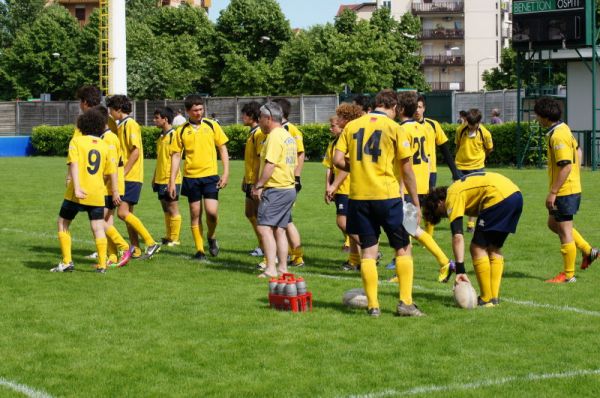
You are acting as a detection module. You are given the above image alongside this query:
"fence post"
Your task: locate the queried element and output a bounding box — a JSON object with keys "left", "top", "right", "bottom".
{"left": 502, "top": 89, "right": 506, "bottom": 122}
{"left": 482, "top": 91, "right": 487, "bottom": 123}
{"left": 314, "top": 104, "right": 317, "bottom": 123}
{"left": 16, "top": 101, "right": 20, "bottom": 135}
{"left": 300, "top": 94, "right": 305, "bottom": 125}
{"left": 235, "top": 97, "right": 239, "bottom": 125}
{"left": 144, "top": 100, "right": 148, "bottom": 126}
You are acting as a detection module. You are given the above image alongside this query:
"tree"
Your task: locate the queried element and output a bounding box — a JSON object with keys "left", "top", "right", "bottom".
{"left": 334, "top": 8, "right": 357, "bottom": 35}
{"left": 0, "top": 0, "right": 45, "bottom": 48}
{"left": 215, "top": 52, "right": 282, "bottom": 96}
{"left": 1, "top": 5, "right": 85, "bottom": 100}
{"left": 125, "top": 0, "right": 158, "bottom": 20}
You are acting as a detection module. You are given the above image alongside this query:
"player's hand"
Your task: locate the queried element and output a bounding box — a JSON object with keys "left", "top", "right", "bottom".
{"left": 75, "top": 188, "right": 87, "bottom": 199}
{"left": 65, "top": 177, "right": 71, "bottom": 187}
{"left": 295, "top": 176, "right": 302, "bottom": 193}
{"left": 217, "top": 174, "right": 229, "bottom": 189}
{"left": 415, "top": 206, "right": 422, "bottom": 227}
{"left": 252, "top": 186, "right": 263, "bottom": 201}
{"left": 168, "top": 183, "right": 177, "bottom": 200}
{"left": 546, "top": 192, "right": 557, "bottom": 211}
{"left": 112, "top": 192, "right": 122, "bottom": 206}
{"left": 455, "top": 273, "right": 470, "bottom": 284}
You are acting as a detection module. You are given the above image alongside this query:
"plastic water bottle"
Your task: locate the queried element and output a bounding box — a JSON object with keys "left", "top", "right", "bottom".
{"left": 285, "top": 280, "right": 298, "bottom": 297}
{"left": 296, "top": 277, "right": 306, "bottom": 295}
{"left": 269, "top": 278, "right": 278, "bottom": 294}
{"left": 276, "top": 279, "right": 286, "bottom": 295}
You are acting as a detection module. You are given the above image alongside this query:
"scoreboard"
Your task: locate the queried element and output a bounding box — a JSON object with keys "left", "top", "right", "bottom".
{"left": 512, "top": 0, "right": 593, "bottom": 51}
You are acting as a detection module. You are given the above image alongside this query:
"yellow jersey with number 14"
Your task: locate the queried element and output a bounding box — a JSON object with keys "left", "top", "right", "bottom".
{"left": 64, "top": 135, "right": 116, "bottom": 207}
{"left": 335, "top": 111, "right": 413, "bottom": 200}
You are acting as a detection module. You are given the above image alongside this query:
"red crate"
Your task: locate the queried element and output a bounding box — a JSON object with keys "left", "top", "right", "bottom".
{"left": 268, "top": 292, "right": 312, "bottom": 312}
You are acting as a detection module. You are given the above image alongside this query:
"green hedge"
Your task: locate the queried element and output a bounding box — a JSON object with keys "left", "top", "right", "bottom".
{"left": 30, "top": 121, "right": 544, "bottom": 166}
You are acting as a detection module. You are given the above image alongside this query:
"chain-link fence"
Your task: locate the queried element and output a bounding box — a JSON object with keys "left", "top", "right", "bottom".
{"left": 0, "top": 94, "right": 339, "bottom": 135}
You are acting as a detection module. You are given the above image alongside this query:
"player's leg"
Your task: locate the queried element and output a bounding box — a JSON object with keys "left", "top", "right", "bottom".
{"left": 167, "top": 199, "right": 181, "bottom": 245}
{"left": 54, "top": 200, "right": 77, "bottom": 272}
{"left": 488, "top": 246, "right": 504, "bottom": 305}
{"left": 275, "top": 226, "right": 289, "bottom": 275}
{"left": 160, "top": 197, "right": 171, "bottom": 244}
{"left": 414, "top": 226, "right": 452, "bottom": 281}
{"left": 286, "top": 221, "right": 304, "bottom": 267}
{"left": 119, "top": 182, "right": 158, "bottom": 256}
{"left": 204, "top": 198, "right": 220, "bottom": 256}
{"left": 89, "top": 207, "right": 108, "bottom": 273}
{"left": 245, "top": 192, "right": 262, "bottom": 250}
{"left": 546, "top": 195, "right": 577, "bottom": 282}
{"left": 189, "top": 199, "right": 205, "bottom": 258}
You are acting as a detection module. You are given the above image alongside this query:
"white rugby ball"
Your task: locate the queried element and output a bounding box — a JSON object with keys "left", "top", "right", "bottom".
{"left": 342, "top": 288, "right": 368, "bottom": 309}
{"left": 453, "top": 281, "right": 477, "bottom": 309}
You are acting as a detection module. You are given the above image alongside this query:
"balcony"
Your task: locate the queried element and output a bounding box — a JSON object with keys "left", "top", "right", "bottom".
{"left": 428, "top": 81, "right": 465, "bottom": 91}
{"left": 422, "top": 55, "right": 464, "bottom": 66}
{"left": 412, "top": 1, "right": 464, "bottom": 15}
{"left": 420, "top": 28, "right": 464, "bottom": 40}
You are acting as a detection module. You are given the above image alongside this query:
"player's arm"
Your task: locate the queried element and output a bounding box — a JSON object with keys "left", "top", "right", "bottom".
{"left": 449, "top": 217, "right": 469, "bottom": 283}
{"left": 333, "top": 149, "right": 349, "bottom": 172}
{"left": 169, "top": 152, "right": 181, "bottom": 199}
{"left": 110, "top": 171, "right": 121, "bottom": 206}
{"left": 252, "top": 161, "right": 275, "bottom": 201}
{"left": 399, "top": 157, "right": 420, "bottom": 216}
{"left": 546, "top": 161, "right": 572, "bottom": 210}
{"left": 217, "top": 144, "right": 229, "bottom": 189}
{"left": 294, "top": 151, "right": 305, "bottom": 193}
{"left": 324, "top": 168, "right": 333, "bottom": 203}
{"left": 124, "top": 146, "right": 139, "bottom": 176}
{"left": 69, "top": 161, "right": 86, "bottom": 199}
{"left": 438, "top": 142, "right": 462, "bottom": 180}
{"left": 327, "top": 169, "right": 349, "bottom": 203}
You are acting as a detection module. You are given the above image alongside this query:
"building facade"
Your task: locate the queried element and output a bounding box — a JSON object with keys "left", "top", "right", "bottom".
{"left": 338, "top": 0, "right": 512, "bottom": 91}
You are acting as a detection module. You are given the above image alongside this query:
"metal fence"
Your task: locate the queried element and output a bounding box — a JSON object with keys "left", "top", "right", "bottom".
{"left": 453, "top": 89, "right": 524, "bottom": 124}
{"left": 0, "top": 94, "right": 339, "bottom": 135}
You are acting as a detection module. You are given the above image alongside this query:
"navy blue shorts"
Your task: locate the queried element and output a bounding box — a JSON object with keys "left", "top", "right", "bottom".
{"left": 429, "top": 172, "right": 437, "bottom": 189}
{"left": 104, "top": 195, "right": 124, "bottom": 210}
{"left": 59, "top": 200, "right": 104, "bottom": 221}
{"left": 155, "top": 184, "right": 180, "bottom": 202}
{"left": 347, "top": 198, "right": 410, "bottom": 250}
{"left": 335, "top": 194, "right": 349, "bottom": 216}
{"left": 550, "top": 193, "right": 581, "bottom": 222}
{"left": 459, "top": 168, "right": 485, "bottom": 176}
{"left": 182, "top": 175, "right": 219, "bottom": 202}
{"left": 472, "top": 192, "right": 523, "bottom": 248}
{"left": 123, "top": 181, "right": 143, "bottom": 205}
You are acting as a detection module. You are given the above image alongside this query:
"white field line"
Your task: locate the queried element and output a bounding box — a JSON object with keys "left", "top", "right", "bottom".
{"left": 1, "top": 227, "right": 88, "bottom": 244}
{"left": 7, "top": 227, "right": 600, "bottom": 317}
{"left": 344, "top": 368, "right": 600, "bottom": 398}
{"left": 0, "top": 378, "right": 53, "bottom": 398}
{"left": 306, "top": 272, "right": 600, "bottom": 317}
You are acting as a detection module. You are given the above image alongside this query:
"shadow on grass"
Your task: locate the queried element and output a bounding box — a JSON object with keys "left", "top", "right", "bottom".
{"left": 503, "top": 270, "right": 544, "bottom": 281}
{"left": 29, "top": 244, "right": 91, "bottom": 257}
{"left": 23, "top": 260, "right": 54, "bottom": 271}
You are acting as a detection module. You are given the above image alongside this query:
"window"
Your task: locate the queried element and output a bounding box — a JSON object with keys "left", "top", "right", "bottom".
{"left": 383, "top": 1, "right": 391, "bottom": 9}
{"left": 75, "top": 6, "right": 85, "bottom": 21}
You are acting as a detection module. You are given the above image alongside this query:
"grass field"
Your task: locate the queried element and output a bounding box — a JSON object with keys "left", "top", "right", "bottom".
{"left": 1, "top": 157, "right": 600, "bottom": 397}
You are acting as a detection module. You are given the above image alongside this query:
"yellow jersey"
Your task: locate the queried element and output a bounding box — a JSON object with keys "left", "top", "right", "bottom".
{"left": 101, "top": 129, "right": 124, "bottom": 195}
{"left": 116, "top": 116, "right": 144, "bottom": 183}
{"left": 154, "top": 128, "right": 182, "bottom": 185}
{"left": 445, "top": 172, "right": 520, "bottom": 222}
{"left": 260, "top": 127, "right": 297, "bottom": 189}
{"left": 322, "top": 137, "right": 350, "bottom": 195}
{"left": 171, "top": 119, "right": 229, "bottom": 178}
{"left": 64, "top": 135, "right": 116, "bottom": 207}
{"left": 244, "top": 125, "right": 266, "bottom": 184}
{"left": 455, "top": 124, "right": 493, "bottom": 170}
{"left": 335, "top": 111, "right": 413, "bottom": 200}
{"left": 401, "top": 120, "right": 430, "bottom": 195}
{"left": 283, "top": 122, "right": 305, "bottom": 153}
{"left": 421, "top": 118, "right": 448, "bottom": 173}
{"left": 547, "top": 122, "right": 581, "bottom": 195}
{"left": 73, "top": 127, "right": 82, "bottom": 138}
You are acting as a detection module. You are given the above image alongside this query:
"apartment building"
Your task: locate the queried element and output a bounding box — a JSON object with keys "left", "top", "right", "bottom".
{"left": 47, "top": 0, "right": 211, "bottom": 26}
{"left": 338, "top": 0, "right": 512, "bottom": 91}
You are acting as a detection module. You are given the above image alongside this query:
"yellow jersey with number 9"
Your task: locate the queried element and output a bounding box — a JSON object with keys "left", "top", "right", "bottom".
{"left": 335, "top": 111, "right": 413, "bottom": 200}
{"left": 64, "top": 135, "right": 116, "bottom": 207}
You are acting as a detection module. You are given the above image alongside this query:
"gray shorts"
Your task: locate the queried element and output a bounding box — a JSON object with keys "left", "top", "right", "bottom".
{"left": 258, "top": 188, "right": 296, "bottom": 228}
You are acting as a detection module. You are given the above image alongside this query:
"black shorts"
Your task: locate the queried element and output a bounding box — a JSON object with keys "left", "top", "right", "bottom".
{"left": 472, "top": 192, "right": 523, "bottom": 249}
{"left": 59, "top": 199, "right": 104, "bottom": 221}
{"left": 550, "top": 193, "right": 581, "bottom": 222}
{"left": 155, "top": 184, "right": 180, "bottom": 202}
{"left": 243, "top": 183, "right": 254, "bottom": 200}
{"left": 182, "top": 176, "right": 219, "bottom": 202}
{"left": 104, "top": 195, "right": 124, "bottom": 210}
{"left": 429, "top": 172, "right": 437, "bottom": 189}
{"left": 123, "top": 181, "right": 143, "bottom": 205}
{"left": 334, "top": 194, "right": 349, "bottom": 216}
{"left": 347, "top": 198, "right": 410, "bottom": 250}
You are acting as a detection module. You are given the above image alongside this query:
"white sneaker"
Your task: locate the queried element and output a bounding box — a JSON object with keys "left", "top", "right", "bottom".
{"left": 249, "top": 247, "right": 263, "bottom": 257}
{"left": 50, "top": 261, "right": 74, "bottom": 272}
{"left": 85, "top": 252, "right": 98, "bottom": 259}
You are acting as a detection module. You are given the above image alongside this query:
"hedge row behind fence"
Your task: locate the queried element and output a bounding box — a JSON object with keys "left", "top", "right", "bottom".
{"left": 31, "top": 122, "right": 543, "bottom": 166}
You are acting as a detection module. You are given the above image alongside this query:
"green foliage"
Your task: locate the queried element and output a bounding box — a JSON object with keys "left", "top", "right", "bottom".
{"left": 30, "top": 125, "right": 74, "bottom": 156}
{"left": 0, "top": 5, "right": 85, "bottom": 100}
{"left": 0, "top": 0, "right": 44, "bottom": 47}
{"left": 300, "top": 123, "right": 332, "bottom": 161}
{"left": 214, "top": 53, "right": 282, "bottom": 96}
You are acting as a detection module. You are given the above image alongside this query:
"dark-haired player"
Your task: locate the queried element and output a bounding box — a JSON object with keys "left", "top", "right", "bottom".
{"left": 334, "top": 89, "right": 422, "bottom": 317}
{"left": 152, "top": 107, "right": 182, "bottom": 247}
{"left": 106, "top": 95, "right": 160, "bottom": 259}
{"left": 241, "top": 101, "right": 266, "bottom": 262}
{"left": 534, "top": 97, "right": 599, "bottom": 283}
{"left": 169, "top": 94, "right": 229, "bottom": 260}
{"left": 421, "top": 172, "right": 523, "bottom": 306}
{"left": 455, "top": 108, "right": 493, "bottom": 232}
{"left": 52, "top": 108, "right": 118, "bottom": 273}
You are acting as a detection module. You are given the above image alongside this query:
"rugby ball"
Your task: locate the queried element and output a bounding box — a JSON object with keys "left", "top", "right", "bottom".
{"left": 453, "top": 281, "right": 477, "bottom": 309}
{"left": 342, "top": 288, "right": 368, "bottom": 309}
